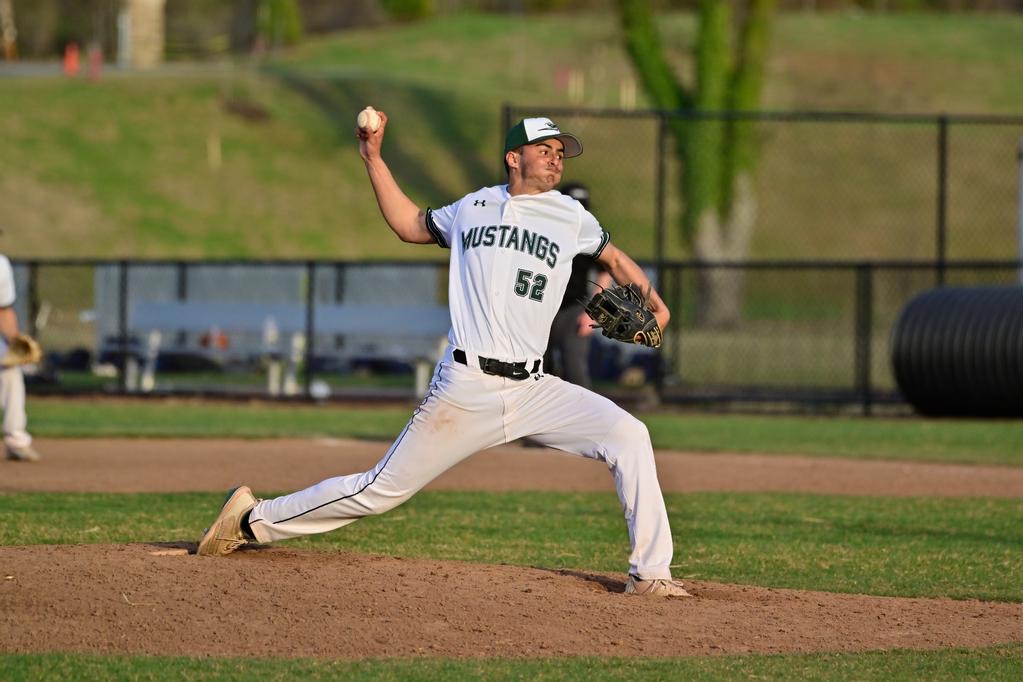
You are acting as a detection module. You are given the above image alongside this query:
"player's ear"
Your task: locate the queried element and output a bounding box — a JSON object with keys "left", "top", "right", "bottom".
{"left": 505, "top": 149, "right": 521, "bottom": 171}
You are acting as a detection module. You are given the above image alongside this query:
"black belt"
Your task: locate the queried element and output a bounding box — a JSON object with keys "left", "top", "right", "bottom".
{"left": 453, "top": 349, "right": 541, "bottom": 381}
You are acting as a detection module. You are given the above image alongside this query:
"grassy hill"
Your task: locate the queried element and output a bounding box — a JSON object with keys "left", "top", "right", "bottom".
{"left": 3, "top": 11, "right": 1023, "bottom": 260}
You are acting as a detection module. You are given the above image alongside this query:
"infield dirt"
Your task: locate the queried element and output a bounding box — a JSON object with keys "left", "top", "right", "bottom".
{"left": 2, "top": 438, "right": 1021, "bottom": 659}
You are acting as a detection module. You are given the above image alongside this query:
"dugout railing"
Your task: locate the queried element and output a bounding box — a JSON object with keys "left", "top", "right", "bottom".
{"left": 11, "top": 258, "right": 1022, "bottom": 415}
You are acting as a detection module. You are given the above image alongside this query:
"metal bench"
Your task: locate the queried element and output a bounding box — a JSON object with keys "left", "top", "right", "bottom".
{"left": 126, "top": 301, "right": 451, "bottom": 397}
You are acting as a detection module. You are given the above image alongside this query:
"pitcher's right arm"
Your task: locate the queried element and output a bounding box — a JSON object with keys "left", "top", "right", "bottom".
{"left": 357, "top": 109, "right": 433, "bottom": 244}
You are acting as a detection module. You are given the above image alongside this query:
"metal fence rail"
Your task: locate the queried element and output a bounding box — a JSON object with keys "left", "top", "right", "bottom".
{"left": 13, "top": 258, "right": 1022, "bottom": 414}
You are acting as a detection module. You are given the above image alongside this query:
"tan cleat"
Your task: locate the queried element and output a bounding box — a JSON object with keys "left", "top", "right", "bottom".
{"left": 6, "top": 444, "right": 41, "bottom": 462}
{"left": 625, "top": 575, "right": 694, "bottom": 598}
{"left": 197, "top": 486, "right": 257, "bottom": 556}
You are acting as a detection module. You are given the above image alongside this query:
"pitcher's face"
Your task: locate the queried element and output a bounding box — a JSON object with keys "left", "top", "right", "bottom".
{"left": 513, "top": 140, "right": 565, "bottom": 193}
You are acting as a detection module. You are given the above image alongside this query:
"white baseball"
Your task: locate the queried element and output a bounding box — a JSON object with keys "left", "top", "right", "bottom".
{"left": 357, "top": 106, "right": 380, "bottom": 132}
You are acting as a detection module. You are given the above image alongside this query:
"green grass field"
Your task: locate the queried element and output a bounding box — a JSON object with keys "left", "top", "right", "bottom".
{"left": 27, "top": 398, "right": 1023, "bottom": 466}
{"left": 3, "top": 646, "right": 1020, "bottom": 681}
{"left": 4, "top": 11, "right": 1023, "bottom": 261}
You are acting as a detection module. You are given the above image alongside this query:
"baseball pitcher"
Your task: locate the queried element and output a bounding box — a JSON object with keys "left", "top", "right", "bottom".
{"left": 197, "top": 112, "right": 690, "bottom": 598}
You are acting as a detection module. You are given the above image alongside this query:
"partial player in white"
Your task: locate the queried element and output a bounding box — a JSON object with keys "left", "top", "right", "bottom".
{"left": 0, "top": 254, "right": 41, "bottom": 462}
{"left": 197, "top": 112, "right": 691, "bottom": 598}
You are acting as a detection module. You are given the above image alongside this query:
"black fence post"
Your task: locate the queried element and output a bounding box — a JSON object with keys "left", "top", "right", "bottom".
{"left": 936, "top": 115, "right": 949, "bottom": 287}
{"left": 118, "top": 260, "right": 129, "bottom": 393}
{"left": 334, "top": 262, "right": 346, "bottom": 352}
{"left": 854, "top": 263, "right": 874, "bottom": 416}
{"left": 673, "top": 262, "right": 684, "bottom": 384}
{"left": 304, "top": 260, "right": 316, "bottom": 398}
{"left": 655, "top": 112, "right": 667, "bottom": 261}
{"left": 175, "top": 261, "right": 188, "bottom": 348}
{"left": 26, "top": 261, "right": 39, "bottom": 338}
{"left": 654, "top": 113, "right": 668, "bottom": 394}
{"left": 1018, "top": 138, "right": 1023, "bottom": 284}
{"left": 501, "top": 104, "right": 514, "bottom": 179}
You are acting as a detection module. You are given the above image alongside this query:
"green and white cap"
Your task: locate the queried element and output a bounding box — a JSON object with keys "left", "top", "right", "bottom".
{"left": 504, "top": 117, "right": 583, "bottom": 158}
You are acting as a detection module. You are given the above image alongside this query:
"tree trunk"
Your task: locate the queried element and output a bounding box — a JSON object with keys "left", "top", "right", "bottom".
{"left": 121, "top": 0, "right": 168, "bottom": 70}
{"left": 616, "top": 0, "right": 774, "bottom": 327}
{"left": 693, "top": 173, "right": 757, "bottom": 327}
{"left": 0, "top": 0, "right": 16, "bottom": 60}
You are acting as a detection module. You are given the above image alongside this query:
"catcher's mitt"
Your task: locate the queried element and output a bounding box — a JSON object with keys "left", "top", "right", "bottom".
{"left": 1, "top": 333, "right": 43, "bottom": 368}
{"left": 585, "top": 282, "right": 662, "bottom": 348}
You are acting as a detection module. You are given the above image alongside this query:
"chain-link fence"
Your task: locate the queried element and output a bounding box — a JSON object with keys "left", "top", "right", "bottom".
{"left": 655, "top": 259, "right": 1022, "bottom": 414}
{"left": 17, "top": 260, "right": 449, "bottom": 400}
{"left": 11, "top": 109, "right": 1022, "bottom": 412}
{"left": 13, "top": 258, "right": 1022, "bottom": 413}
{"left": 504, "top": 107, "right": 1023, "bottom": 263}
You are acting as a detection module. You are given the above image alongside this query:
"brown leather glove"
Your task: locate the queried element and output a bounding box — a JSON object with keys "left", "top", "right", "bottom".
{"left": 1, "top": 333, "right": 43, "bottom": 367}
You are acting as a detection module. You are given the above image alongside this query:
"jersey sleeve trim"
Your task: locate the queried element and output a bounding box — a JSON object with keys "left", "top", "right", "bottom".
{"left": 589, "top": 230, "right": 610, "bottom": 259}
{"left": 424, "top": 208, "right": 450, "bottom": 249}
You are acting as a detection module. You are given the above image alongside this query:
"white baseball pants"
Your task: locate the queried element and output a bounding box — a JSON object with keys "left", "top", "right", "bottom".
{"left": 248, "top": 346, "right": 675, "bottom": 580}
{"left": 1, "top": 366, "right": 32, "bottom": 450}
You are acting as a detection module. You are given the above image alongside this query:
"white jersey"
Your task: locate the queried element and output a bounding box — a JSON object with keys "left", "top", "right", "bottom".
{"left": 0, "top": 255, "right": 14, "bottom": 357}
{"left": 0, "top": 256, "right": 14, "bottom": 308}
{"left": 425, "top": 185, "right": 609, "bottom": 361}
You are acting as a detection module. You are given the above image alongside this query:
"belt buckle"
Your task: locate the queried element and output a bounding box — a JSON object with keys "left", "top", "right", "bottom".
{"left": 480, "top": 357, "right": 530, "bottom": 381}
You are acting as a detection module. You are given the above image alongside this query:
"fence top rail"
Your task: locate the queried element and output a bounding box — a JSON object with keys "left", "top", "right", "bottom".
{"left": 657, "top": 259, "right": 1023, "bottom": 270}
{"left": 13, "top": 258, "right": 1023, "bottom": 270}
{"left": 505, "top": 105, "right": 1023, "bottom": 126}
{"left": 11, "top": 258, "right": 452, "bottom": 267}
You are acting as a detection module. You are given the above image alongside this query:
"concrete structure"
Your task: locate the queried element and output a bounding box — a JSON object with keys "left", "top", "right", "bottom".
{"left": 119, "top": 0, "right": 165, "bottom": 69}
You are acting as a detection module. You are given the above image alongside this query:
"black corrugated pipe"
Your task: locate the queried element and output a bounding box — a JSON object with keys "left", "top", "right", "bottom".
{"left": 891, "top": 286, "right": 1023, "bottom": 417}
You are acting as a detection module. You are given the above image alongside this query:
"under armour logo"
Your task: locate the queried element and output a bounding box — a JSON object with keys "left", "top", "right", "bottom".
{"left": 474, "top": 199, "right": 486, "bottom": 207}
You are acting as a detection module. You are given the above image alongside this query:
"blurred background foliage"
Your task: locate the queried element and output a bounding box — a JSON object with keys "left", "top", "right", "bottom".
{"left": 8, "top": 0, "right": 1023, "bottom": 60}
{"left": 3, "top": 2, "right": 1023, "bottom": 261}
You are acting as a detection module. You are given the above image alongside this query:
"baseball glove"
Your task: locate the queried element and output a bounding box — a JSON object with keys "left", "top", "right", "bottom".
{"left": 585, "top": 282, "right": 662, "bottom": 348}
{"left": 1, "top": 333, "right": 43, "bottom": 368}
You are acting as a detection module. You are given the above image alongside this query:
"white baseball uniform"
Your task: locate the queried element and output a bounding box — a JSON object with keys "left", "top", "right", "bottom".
{"left": 0, "top": 255, "right": 32, "bottom": 451}
{"left": 248, "top": 186, "right": 675, "bottom": 580}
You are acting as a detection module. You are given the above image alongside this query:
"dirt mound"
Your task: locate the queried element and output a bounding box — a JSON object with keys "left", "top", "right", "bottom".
{"left": 2, "top": 543, "right": 1020, "bottom": 660}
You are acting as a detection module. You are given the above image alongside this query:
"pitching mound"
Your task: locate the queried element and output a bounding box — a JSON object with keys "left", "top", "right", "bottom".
{"left": 2, "top": 543, "right": 1021, "bottom": 659}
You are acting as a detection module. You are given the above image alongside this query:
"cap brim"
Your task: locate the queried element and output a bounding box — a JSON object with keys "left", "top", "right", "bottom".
{"left": 532, "top": 133, "right": 582, "bottom": 158}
